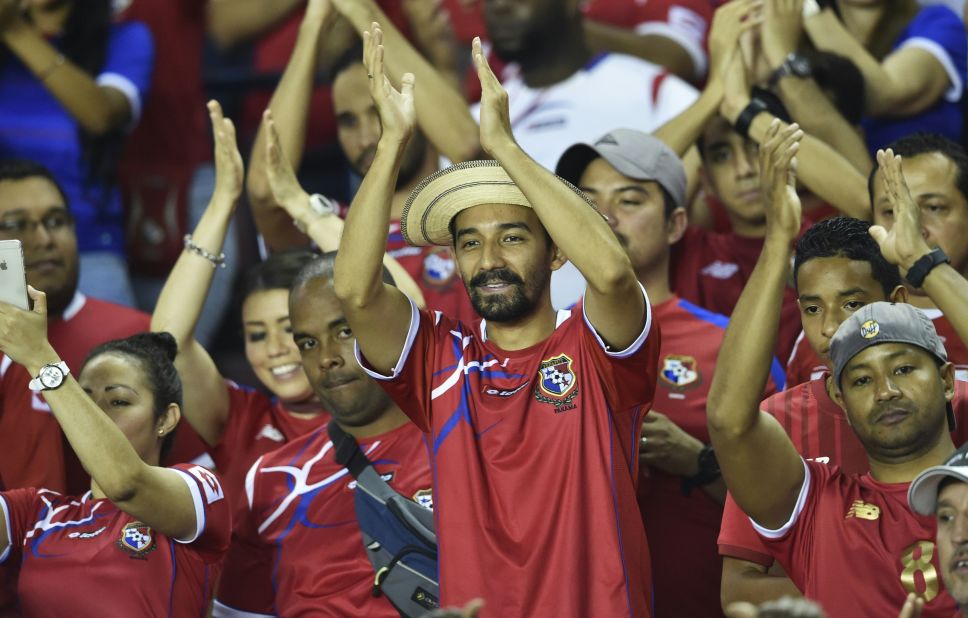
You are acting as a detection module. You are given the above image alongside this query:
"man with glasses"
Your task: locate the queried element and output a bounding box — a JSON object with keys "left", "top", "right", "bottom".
{"left": 0, "top": 159, "right": 150, "bottom": 495}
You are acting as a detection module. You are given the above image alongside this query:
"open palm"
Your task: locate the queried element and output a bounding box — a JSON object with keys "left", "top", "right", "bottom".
{"left": 364, "top": 23, "right": 416, "bottom": 141}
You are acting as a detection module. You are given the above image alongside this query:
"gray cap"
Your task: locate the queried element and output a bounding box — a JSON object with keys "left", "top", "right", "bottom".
{"left": 830, "top": 302, "right": 947, "bottom": 387}
{"left": 908, "top": 442, "right": 968, "bottom": 515}
{"left": 555, "top": 129, "right": 687, "bottom": 210}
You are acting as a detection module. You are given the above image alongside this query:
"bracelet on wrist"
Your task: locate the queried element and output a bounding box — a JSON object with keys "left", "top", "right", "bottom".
{"left": 183, "top": 234, "right": 226, "bottom": 269}
{"left": 681, "top": 444, "right": 721, "bottom": 496}
{"left": 294, "top": 193, "right": 339, "bottom": 234}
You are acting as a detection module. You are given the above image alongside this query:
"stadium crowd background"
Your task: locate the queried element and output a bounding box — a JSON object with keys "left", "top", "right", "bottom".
{"left": 1, "top": 0, "right": 968, "bottom": 616}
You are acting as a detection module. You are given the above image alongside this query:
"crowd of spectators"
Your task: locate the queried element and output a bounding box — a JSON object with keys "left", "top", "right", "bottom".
{"left": 0, "top": 0, "right": 967, "bottom": 615}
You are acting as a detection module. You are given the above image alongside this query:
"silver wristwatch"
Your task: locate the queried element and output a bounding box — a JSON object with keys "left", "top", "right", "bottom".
{"left": 29, "top": 361, "right": 70, "bottom": 392}
{"left": 294, "top": 193, "right": 339, "bottom": 234}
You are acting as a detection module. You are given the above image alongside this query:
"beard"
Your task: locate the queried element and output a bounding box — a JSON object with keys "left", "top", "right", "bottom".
{"left": 466, "top": 266, "right": 547, "bottom": 322}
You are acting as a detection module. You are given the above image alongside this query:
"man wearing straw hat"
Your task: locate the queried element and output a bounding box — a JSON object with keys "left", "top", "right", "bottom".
{"left": 333, "top": 23, "right": 660, "bottom": 618}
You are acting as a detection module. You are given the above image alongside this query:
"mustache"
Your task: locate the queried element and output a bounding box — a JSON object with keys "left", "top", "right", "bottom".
{"left": 871, "top": 400, "right": 918, "bottom": 424}
{"left": 470, "top": 268, "right": 524, "bottom": 288}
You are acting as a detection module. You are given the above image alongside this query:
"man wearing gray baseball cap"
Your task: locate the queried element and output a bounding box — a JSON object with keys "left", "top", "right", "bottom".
{"left": 555, "top": 128, "right": 784, "bottom": 617}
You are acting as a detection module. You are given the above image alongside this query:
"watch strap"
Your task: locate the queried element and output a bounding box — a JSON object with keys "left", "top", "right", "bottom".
{"left": 734, "top": 99, "right": 769, "bottom": 139}
{"left": 681, "top": 444, "right": 721, "bottom": 496}
{"left": 28, "top": 361, "right": 70, "bottom": 392}
{"left": 906, "top": 247, "right": 950, "bottom": 288}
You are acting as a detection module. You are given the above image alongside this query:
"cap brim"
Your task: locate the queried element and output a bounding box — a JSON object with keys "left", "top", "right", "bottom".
{"left": 401, "top": 160, "right": 533, "bottom": 247}
{"left": 908, "top": 465, "right": 968, "bottom": 515}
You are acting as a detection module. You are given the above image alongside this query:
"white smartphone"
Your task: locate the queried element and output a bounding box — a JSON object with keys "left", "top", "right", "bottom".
{"left": 0, "top": 240, "right": 29, "bottom": 310}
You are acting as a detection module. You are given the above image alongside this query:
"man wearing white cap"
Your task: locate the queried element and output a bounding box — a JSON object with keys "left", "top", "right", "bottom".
{"left": 334, "top": 25, "right": 659, "bottom": 618}
{"left": 707, "top": 123, "right": 968, "bottom": 616}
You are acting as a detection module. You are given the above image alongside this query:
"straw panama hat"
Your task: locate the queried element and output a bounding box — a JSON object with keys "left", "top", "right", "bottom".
{"left": 400, "top": 159, "right": 597, "bottom": 247}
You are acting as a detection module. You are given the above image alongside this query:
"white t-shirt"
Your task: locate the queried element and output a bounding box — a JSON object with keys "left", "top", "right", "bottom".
{"left": 471, "top": 52, "right": 698, "bottom": 308}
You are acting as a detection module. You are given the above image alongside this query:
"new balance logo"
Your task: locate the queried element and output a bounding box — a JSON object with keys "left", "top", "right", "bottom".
{"left": 700, "top": 261, "right": 740, "bottom": 279}
{"left": 846, "top": 500, "right": 880, "bottom": 521}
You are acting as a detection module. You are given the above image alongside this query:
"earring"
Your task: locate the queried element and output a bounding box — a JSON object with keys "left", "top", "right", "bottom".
{"left": 158, "top": 429, "right": 165, "bottom": 436}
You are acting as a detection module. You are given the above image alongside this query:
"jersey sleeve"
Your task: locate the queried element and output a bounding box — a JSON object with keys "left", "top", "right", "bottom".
{"left": 718, "top": 493, "right": 775, "bottom": 566}
{"left": 647, "top": 71, "right": 699, "bottom": 130}
{"left": 0, "top": 487, "right": 40, "bottom": 565}
{"left": 750, "top": 459, "right": 824, "bottom": 586}
{"left": 170, "top": 464, "right": 231, "bottom": 562}
{"left": 355, "top": 295, "right": 440, "bottom": 433}
{"left": 634, "top": 0, "right": 712, "bottom": 79}
{"left": 579, "top": 282, "right": 661, "bottom": 411}
{"left": 897, "top": 5, "right": 966, "bottom": 103}
{"left": 97, "top": 21, "right": 155, "bottom": 128}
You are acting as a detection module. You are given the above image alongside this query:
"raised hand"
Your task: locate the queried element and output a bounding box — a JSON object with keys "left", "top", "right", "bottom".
{"left": 263, "top": 109, "right": 312, "bottom": 221}
{"left": 897, "top": 593, "right": 924, "bottom": 618}
{"left": 0, "top": 286, "right": 54, "bottom": 373}
{"left": 868, "top": 149, "right": 933, "bottom": 273}
{"left": 759, "top": 119, "right": 803, "bottom": 241}
{"left": 471, "top": 36, "right": 515, "bottom": 157}
{"left": 208, "top": 100, "right": 244, "bottom": 207}
{"left": 363, "top": 22, "right": 416, "bottom": 143}
{"left": 762, "top": 0, "right": 804, "bottom": 68}
{"left": 708, "top": 0, "right": 763, "bottom": 83}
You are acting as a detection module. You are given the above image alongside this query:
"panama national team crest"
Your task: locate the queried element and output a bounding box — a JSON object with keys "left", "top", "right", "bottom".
{"left": 534, "top": 354, "right": 579, "bottom": 412}
{"left": 117, "top": 522, "right": 156, "bottom": 560}
{"left": 413, "top": 489, "right": 434, "bottom": 511}
{"left": 660, "top": 355, "right": 701, "bottom": 390}
{"left": 422, "top": 247, "right": 457, "bottom": 287}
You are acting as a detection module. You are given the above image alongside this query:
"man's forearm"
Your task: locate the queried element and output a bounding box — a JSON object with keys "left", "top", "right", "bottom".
{"left": 653, "top": 81, "right": 723, "bottom": 157}
{"left": 919, "top": 264, "right": 968, "bottom": 351}
{"left": 491, "top": 142, "right": 632, "bottom": 292}
{"left": 247, "top": 10, "right": 328, "bottom": 250}
{"left": 747, "top": 114, "right": 869, "bottom": 220}
{"left": 206, "top": 0, "right": 303, "bottom": 50}
{"left": 334, "top": 137, "right": 408, "bottom": 306}
{"left": 338, "top": 0, "right": 481, "bottom": 163}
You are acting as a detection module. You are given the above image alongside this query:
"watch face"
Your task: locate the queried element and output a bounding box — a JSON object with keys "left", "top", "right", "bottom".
{"left": 791, "top": 57, "right": 812, "bottom": 77}
{"left": 40, "top": 366, "right": 63, "bottom": 388}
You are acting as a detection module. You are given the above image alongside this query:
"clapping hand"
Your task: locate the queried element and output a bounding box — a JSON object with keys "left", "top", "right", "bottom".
{"left": 363, "top": 22, "right": 416, "bottom": 144}
{"left": 263, "top": 109, "right": 312, "bottom": 222}
{"left": 708, "top": 0, "right": 763, "bottom": 84}
{"left": 762, "top": 0, "right": 804, "bottom": 68}
{"left": 868, "top": 149, "right": 933, "bottom": 274}
{"left": 760, "top": 120, "right": 803, "bottom": 242}
{"left": 208, "top": 100, "right": 244, "bottom": 208}
{"left": 471, "top": 36, "right": 515, "bottom": 157}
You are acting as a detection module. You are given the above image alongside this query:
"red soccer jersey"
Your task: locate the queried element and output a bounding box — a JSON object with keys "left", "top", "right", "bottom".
{"left": 358, "top": 292, "right": 660, "bottom": 617}
{"left": 387, "top": 219, "right": 478, "bottom": 324}
{"left": 0, "top": 294, "right": 148, "bottom": 494}
{"left": 0, "top": 463, "right": 231, "bottom": 616}
{"left": 211, "top": 382, "right": 330, "bottom": 615}
{"left": 786, "top": 309, "right": 968, "bottom": 388}
{"left": 754, "top": 460, "right": 958, "bottom": 617}
{"left": 719, "top": 378, "right": 968, "bottom": 567}
{"left": 583, "top": 0, "right": 713, "bottom": 78}
{"left": 670, "top": 227, "right": 802, "bottom": 362}
{"left": 244, "top": 422, "right": 433, "bottom": 617}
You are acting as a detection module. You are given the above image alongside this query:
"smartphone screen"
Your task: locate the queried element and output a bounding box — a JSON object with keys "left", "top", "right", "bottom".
{"left": 0, "top": 240, "right": 29, "bottom": 310}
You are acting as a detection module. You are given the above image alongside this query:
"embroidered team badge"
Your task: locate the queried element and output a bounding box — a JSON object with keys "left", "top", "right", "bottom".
{"left": 413, "top": 489, "right": 434, "bottom": 511}
{"left": 117, "top": 522, "right": 156, "bottom": 559}
{"left": 534, "top": 354, "right": 579, "bottom": 412}
{"left": 422, "top": 247, "right": 457, "bottom": 287}
{"left": 660, "top": 355, "right": 701, "bottom": 390}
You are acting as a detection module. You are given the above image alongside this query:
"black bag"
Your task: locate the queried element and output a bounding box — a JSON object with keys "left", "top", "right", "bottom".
{"left": 328, "top": 421, "right": 440, "bottom": 616}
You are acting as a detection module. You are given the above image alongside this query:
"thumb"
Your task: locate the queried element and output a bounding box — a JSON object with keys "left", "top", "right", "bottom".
{"left": 868, "top": 225, "right": 888, "bottom": 247}
{"left": 27, "top": 286, "right": 46, "bottom": 317}
{"left": 400, "top": 72, "right": 415, "bottom": 98}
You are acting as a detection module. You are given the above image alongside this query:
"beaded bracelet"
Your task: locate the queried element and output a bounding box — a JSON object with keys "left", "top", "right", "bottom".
{"left": 183, "top": 234, "right": 226, "bottom": 268}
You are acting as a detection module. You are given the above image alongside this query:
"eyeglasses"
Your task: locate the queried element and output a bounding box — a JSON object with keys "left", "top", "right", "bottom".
{"left": 0, "top": 211, "right": 74, "bottom": 237}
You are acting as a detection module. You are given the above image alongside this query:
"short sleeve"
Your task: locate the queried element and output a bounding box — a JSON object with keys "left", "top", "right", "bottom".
{"left": 355, "top": 295, "right": 437, "bottom": 432}
{"left": 0, "top": 487, "right": 40, "bottom": 565}
{"left": 633, "top": 0, "right": 712, "bottom": 78}
{"left": 897, "top": 6, "right": 967, "bottom": 103}
{"left": 718, "top": 493, "right": 774, "bottom": 567}
{"left": 579, "top": 282, "right": 661, "bottom": 411}
{"left": 170, "top": 464, "right": 231, "bottom": 562}
{"left": 96, "top": 21, "right": 155, "bottom": 127}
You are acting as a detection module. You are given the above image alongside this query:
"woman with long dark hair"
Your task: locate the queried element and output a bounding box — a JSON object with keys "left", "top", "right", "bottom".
{"left": 0, "top": 0, "right": 153, "bottom": 305}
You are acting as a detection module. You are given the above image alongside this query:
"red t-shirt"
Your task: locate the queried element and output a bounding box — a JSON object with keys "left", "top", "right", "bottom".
{"left": 0, "top": 463, "right": 231, "bottom": 616}
{"left": 671, "top": 226, "right": 802, "bottom": 362}
{"left": 358, "top": 291, "right": 660, "bottom": 617}
{"left": 0, "top": 294, "right": 148, "bottom": 494}
{"left": 211, "top": 382, "right": 329, "bottom": 615}
{"left": 243, "top": 422, "right": 432, "bottom": 617}
{"left": 753, "top": 460, "right": 957, "bottom": 616}
{"left": 719, "top": 378, "right": 968, "bottom": 566}
{"left": 786, "top": 310, "right": 968, "bottom": 388}
{"left": 386, "top": 219, "right": 478, "bottom": 325}
{"left": 641, "top": 297, "right": 735, "bottom": 618}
